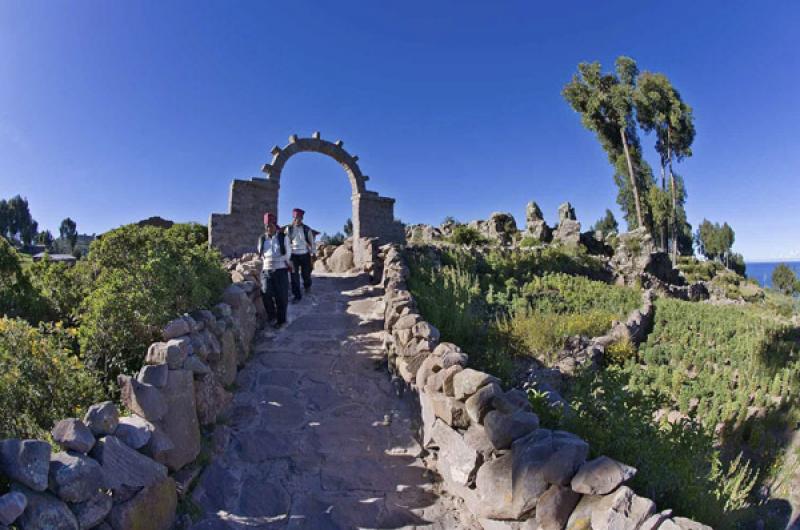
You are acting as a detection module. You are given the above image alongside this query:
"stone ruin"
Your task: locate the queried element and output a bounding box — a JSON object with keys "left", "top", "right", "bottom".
{"left": 209, "top": 132, "right": 405, "bottom": 265}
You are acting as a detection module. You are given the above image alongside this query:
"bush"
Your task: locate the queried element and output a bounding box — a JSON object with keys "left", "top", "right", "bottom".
{"left": 0, "top": 236, "right": 47, "bottom": 322}
{"left": 78, "top": 224, "right": 229, "bottom": 387}
{"left": 27, "top": 257, "right": 88, "bottom": 325}
{"left": 0, "top": 318, "right": 103, "bottom": 439}
{"left": 448, "top": 225, "right": 488, "bottom": 246}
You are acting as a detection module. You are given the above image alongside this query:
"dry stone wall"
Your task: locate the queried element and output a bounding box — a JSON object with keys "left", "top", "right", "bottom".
{"left": 0, "top": 276, "right": 261, "bottom": 530}
{"left": 379, "top": 243, "right": 713, "bottom": 530}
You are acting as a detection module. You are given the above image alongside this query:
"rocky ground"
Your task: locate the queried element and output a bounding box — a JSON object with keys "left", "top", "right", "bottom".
{"left": 190, "top": 274, "right": 479, "bottom": 529}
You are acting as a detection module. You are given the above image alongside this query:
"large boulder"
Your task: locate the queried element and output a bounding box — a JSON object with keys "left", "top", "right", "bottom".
{"left": 108, "top": 476, "right": 177, "bottom": 530}
{"left": 591, "top": 486, "right": 655, "bottom": 530}
{"left": 0, "top": 439, "right": 51, "bottom": 491}
{"left": 213, "top": 326, "right": 238, "bottom": 387}
{"left": 328, "top": 245, "right": 355, "bottom": 272}
{"left": 536, "top": 485, "right": 581, "bottom": 530}
{"left": 10, "top": 486, "right": 78, "bottom": 530}
{"left": 611, "top": 228, "right": 682, "bottom": 286}
{"left": 158, "top": 369, "right": 201, "bottom": 471}
{"left": 51, "top": 419, "right": 95, "bottom": 454}
{"left": 483, "top": 410, "right": 539, "bottom": 450}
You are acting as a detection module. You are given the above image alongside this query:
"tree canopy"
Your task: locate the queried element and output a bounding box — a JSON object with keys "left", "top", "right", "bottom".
{"left": 772, "top": 264, "right": 799, "bottom": 295}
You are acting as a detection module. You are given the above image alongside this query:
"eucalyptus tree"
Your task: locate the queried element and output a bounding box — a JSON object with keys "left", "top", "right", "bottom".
{"left": 634, "top": 72, "right": 695, "bottom": 259}
{"left": 563, "top": 57, "right": 652, "bottom": 231}
{"left": 59, "top": 217, "right": 78, "bottom": 252}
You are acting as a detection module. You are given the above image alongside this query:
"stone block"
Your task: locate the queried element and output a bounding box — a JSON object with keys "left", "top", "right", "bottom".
{"left": 48, "top": 451, "right": 105, "bottom": 503}
{"left": 452, "top": 368, "right": 500, "bottom": 401}
{"left": 83, "top": 402, "right": 119, "bottom": 436}
{"left": 158, "top": 369, "right": 201, "bottom": 471}
{"left": 483, "top": 410, "right": 539, "bottom": 450}
{"left": 571, "top": 456, "right": 636, "bottom": 495}
{"left": 51, "top": 419, "right": 95, "bottom": 454}
{"left": 0, "top": 439, "right": 51, "bottom": 491}
{"left": 118, "top": 375, "right": 167, "bottom": 422}
{"left": 108, "top": 476, "right": 176, "bottom": 530}
{"left": 10, "top": 485, "right": 78, "bottom": 530}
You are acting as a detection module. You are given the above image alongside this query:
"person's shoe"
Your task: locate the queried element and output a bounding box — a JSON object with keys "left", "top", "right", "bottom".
{"left": 273, "top": 322, "right": 286, "bottom": 330}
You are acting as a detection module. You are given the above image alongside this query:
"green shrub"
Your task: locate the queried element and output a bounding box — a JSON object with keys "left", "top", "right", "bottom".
{"left": 604, "top": 337, "right": 637, "bottom": 366}
{"left": 0, "top": 236, "right": 47, "bottom": 322}
{"left": 78, "top": 224, "right": 229, "bottom": 387}
{"left": 562, "top": 366, "right": 758, "bottom": 528}
{"left": 0, "top": 317, "right": 103, "bottom": 439}
{"left": 27, "top": 257, "right": 88, "bottom": 325}
{"left": 448, "top": 225, "right": 488, "bottom": 246}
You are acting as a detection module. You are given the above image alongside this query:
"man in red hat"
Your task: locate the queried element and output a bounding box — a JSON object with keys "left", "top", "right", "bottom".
{"left": 257, "top": 212, "right": 292, "bottom": 328}
{"left": 285, "top": 207, "right": 316, "bottom": 302}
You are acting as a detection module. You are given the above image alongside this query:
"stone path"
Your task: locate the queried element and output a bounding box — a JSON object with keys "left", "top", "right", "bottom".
{"left": 190, "top": 274, "right": 479, "bottom": 529}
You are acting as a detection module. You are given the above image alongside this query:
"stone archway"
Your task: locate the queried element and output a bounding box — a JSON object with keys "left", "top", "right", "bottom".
{"left": 209, "top": 132, "right": 404, "bottom": 258}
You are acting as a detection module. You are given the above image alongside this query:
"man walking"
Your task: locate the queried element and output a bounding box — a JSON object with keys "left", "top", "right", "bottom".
{"left": 258, "top": 213, "right": 292, "bottom": 328}
{"left": 285, "top": 208, "right": 316, "bottom": 302}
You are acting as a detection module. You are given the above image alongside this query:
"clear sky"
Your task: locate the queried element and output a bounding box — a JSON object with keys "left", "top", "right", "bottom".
{"left": 1, "top": 1, "right": 798, "bottom": 261}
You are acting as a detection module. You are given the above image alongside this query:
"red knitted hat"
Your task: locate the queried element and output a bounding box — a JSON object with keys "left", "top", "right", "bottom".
{"left": 263, "top": 212, "right": 277, "bottom": 225}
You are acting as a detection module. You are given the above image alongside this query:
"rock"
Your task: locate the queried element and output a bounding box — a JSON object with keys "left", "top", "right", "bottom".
{"left": 137, "top": 363, "right": 168, "bottom": 388}
{"left": 554, "top": 220, "right": 581, "bottom": 246}
{"left": 0, "top": 439, "right": 51, "bottom": 491}
{"left": 213, "top": 327, "right": 238, "bottom": 387}
{"left": 431, "top": 421, "right": 480, "bottom": 487}
{"left": 504, "top": 388, "right": 532, "bottom": 412}
{"left": 412, "top": 321, "right": 440, "bottom": 343}
{"left": 48, "top": 451, "right": 105, "bottom": 503}
{"left": 465, "top": 382, "right": 502, "bottom": 424}
{"left": 566, "top": 493, "right": 605, "bottom": 530}
{"left": 327, "top": 245, "right": 355, "bottom": 272}
{"left": 524, "top": 201, "right": 552, "bottom": 243}
{"left": 571, "top": 456, "right": 637, "bottom": 495}
{"left": 146, "top": 339, "right": 190, "bottom": 369}
{"left": 415, "top": 355, "right": 443, "bottom": 389}
{"left": 393, "top": 313, "right": 421, "bottom": 331}
{"left": 473, "top": 453, "right": 516, "bottom": 519}
{"left": 204, "top": 330, "right": 222, "bottom": 362}
{"left": 536, "top": 485, "right": 581, "bottom": 530}
{"left": 70, "top": 490, "right": 112, "bottom": 530}
{"left": 212, "top": 303, "right": 232, "bottom": 319}
{"left": 540, "top": 431, "right": 589, "bottom": 486}
{"left": 425, "top": 364, "right": 462, "bottom": 395}
{"left": 91, "top": 436, "right": 167, "bottom": 493}
{"left": 431, "top": 394, "right": 470, "bottom": 428}
{"left": 420, "top": 392, "right": 437, "bottom": 448}
{"left": 189, "top": 332, "right": 211, "bottom": 361}
{"left": 483, "top": 410, "right": 539, "bottom": 450}
{"left": 184, "top": 355, "right": 211, "bottom": 376}
{"left": 115, "top": 416, "right": 155, "bottom": 450}
{"left": 463, "top": 423, "right": 495, "bottom": 458}
{"left": 51, "top": 419, "right": 95, "bottom": 454}
{"left": 452, "top": 369, "right": 500, "bottom": 401}
{"left": 83, "top": 402, "right": 119, "bottom": 436}
{"left": 108, "top": 476, "right": 176, "bottom": 530}
{"left": 118, "top": 375, "right": 168, "bottom": 422}
{"left": 141, "top": 425, "right": 174, "bottom": 466}
{"left": 194, "top": 373, "right": 232, "bottom": 426}
{"left": 162, "top": 316, "right": 193, "bottom": 340}
{"left": 158, "top": 369, "right": 201, "bottom": 471}
{"left": 591, "top": 486, "right": 655, "bottom": 530}
{"left": 0, "top": 491, "right": 27, "bottom": 525}
{"left": 10, "top": 485, "right": 78, "bottom": 530}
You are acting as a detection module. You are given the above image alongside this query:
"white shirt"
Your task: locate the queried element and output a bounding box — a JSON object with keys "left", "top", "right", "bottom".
{"left": 287, "top": 224, "right": 316, "bottom": 255}
{"left": 260, "top": 232, "right": 291, "bottom": 271}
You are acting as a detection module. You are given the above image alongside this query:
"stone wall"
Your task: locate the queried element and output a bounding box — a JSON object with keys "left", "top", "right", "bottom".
{"left": 379, "top": 244, "right": 712, "bottom": 530}
{"left": 0, "top": 277, "right": 261, "bottom": 530}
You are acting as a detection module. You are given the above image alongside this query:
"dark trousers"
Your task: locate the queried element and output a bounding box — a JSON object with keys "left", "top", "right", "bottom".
{"left": 290, "top": 253, "right": 313, "bottom": 300}
{"left": 261, "top": 268, "right": 289, "bottom": 325}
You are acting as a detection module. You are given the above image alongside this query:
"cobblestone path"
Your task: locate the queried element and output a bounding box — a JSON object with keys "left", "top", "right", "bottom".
{"left": 190, "top": 274, "right": 478, "bottom": 529}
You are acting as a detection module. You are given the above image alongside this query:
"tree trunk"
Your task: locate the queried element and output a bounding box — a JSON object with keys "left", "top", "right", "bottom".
{"left": 668, "top": 128, "right": 678, "bottom": 262}
{"left": 620, "top": 127, "right": 644, "bottom": 229}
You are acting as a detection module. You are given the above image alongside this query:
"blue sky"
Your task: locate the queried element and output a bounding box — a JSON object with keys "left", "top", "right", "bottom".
{"left": 0, "top": 1, "right": 798, "bottom": 261}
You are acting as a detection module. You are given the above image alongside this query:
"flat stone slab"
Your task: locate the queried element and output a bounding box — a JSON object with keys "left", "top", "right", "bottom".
{"left": 191, "top": 275, "right": 479, "bottom": 529}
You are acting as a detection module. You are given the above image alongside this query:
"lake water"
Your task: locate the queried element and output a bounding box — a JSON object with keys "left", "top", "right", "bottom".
{"left": 746, "top": 261, "right": 800, "bottom": 288}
